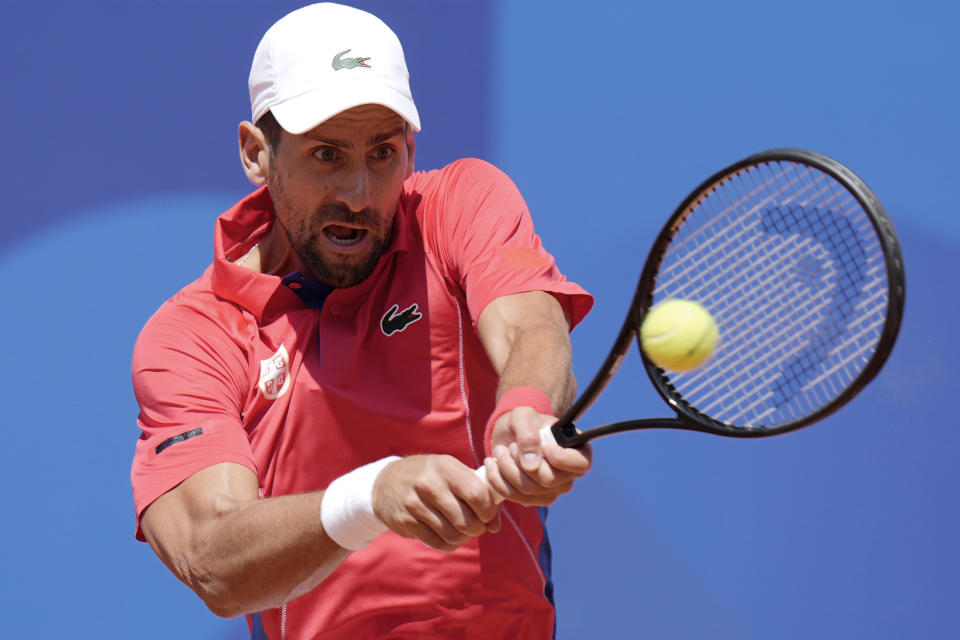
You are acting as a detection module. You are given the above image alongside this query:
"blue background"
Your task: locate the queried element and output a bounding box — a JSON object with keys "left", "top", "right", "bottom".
{"left": 1, "top": 1, "right": 956, "bottom": 638}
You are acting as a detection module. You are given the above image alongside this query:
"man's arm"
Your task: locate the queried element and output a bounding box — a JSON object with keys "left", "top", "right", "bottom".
{"left": 140, "top": 457, "right": 501, "bottom": 618}
{"left": 140, "top": 462, "right": 345, "bottom": 618}
{"left": 476, "top": 290, "right": 592, "bottom": 505}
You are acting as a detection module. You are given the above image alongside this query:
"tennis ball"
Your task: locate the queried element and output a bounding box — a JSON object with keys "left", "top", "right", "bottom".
{"left": 640, "top": 299, "right": 719, "bottom": 371}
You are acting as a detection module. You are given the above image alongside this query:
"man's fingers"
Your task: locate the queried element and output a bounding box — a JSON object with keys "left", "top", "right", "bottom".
{"left": 541, "top": 440, "right": 592, "bottom": 473}
{"left": 488, "top": 445, "right": 573, "bottom": 507}
{"left": 506, "top": 408, "right": 545, "bottom": 471}
{"left": 415, "top": 486, "right": 489, "bottom": 539}
{"left": 487, "top": 509, "right": 502, "bottom": 534}
{"left": 483, "top": 454, "right": 513, "bottom": 499}
{"left": 484, "top": 405, "right": 595, "bottom": 507}
{"left": 375, "top": 454, "right": 503, "bottom": 551}
{"left": 498, "top": 444, "right": 558, "bottom": 495}
{"left": 446, "top": 469, "right": 502, "bottom": 524}
{"left": 397, "top": 520, "right": 462, "bottom": 553}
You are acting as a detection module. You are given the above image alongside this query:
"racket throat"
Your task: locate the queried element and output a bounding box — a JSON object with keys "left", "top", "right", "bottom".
{"left": 551, "top": 421, "right": 590, "bottom": 447}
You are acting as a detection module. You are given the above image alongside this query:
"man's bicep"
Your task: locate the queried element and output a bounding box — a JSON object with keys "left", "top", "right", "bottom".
{"left": 140, "top": 462, "right": 260, "bottom": 571}
{"left": 476, "top": 291, "right": 571, "bottom": 375}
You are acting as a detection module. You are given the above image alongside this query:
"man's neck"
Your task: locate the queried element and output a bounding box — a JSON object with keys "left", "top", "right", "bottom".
{"left": 235, "top": 223, "right": 307, "bottom": 277}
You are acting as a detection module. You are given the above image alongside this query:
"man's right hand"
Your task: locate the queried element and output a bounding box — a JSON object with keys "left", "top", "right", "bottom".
{"left": 372, "top": 454, "right": 503, "bottom": 552}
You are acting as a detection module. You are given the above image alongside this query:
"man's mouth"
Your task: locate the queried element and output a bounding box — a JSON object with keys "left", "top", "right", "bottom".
{"left": 322, "top": 224, "right": 368, "bottom": 247}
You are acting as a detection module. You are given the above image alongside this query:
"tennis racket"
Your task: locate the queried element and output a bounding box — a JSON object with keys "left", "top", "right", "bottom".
{"left": 489, "top": 148, "right": 905, "bottom": 463}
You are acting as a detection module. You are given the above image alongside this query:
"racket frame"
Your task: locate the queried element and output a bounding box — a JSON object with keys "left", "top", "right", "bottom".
{"left": 552, "top": 148, "right": 905, "bottom": 446}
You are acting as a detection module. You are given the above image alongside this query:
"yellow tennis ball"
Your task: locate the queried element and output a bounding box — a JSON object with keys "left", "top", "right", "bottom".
{"left": 640, "top": 299, "right": 719, "bottom": 371}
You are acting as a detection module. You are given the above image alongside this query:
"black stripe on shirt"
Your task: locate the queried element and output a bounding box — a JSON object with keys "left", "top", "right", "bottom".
{"left": 155, "top": 427, "right": 204, "bottom": 454}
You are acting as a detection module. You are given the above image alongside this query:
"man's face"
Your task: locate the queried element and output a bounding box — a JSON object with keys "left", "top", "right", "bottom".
{"left": 265, "top": 105, "right": 414, "bottom": 288}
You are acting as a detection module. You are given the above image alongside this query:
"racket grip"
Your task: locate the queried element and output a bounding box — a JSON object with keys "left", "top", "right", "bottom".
{"left": 474, "top": 423, "right": 558, "bottom": 505}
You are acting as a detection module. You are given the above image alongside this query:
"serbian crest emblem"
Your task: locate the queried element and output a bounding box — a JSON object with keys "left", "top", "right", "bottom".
{"left": 258, "top": 344, "right": 291, "bottom": 400}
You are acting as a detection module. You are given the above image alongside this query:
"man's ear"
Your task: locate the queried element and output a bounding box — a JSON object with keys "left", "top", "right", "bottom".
{"left": 404, "top": 125, "right": 416, "bottom": 179}
{"left": 239, "top": 121, "right": 271, "bottom": 185}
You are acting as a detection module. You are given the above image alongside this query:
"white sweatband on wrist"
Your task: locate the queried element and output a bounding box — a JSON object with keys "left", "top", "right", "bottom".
{"left": 320, "top": 456, "right": 400, "bottom": 551}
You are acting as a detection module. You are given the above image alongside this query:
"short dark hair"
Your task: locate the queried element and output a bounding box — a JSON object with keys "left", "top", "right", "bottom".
{"left": 256, "top": 110, "right": 284, "bottom": 155}
{"left": 256, "top": 110, "right": 413, "bottom": 157}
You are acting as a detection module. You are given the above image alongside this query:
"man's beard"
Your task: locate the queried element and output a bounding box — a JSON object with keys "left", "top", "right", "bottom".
{"left": 281, "top": 201, "right": 392, "bottom": 289}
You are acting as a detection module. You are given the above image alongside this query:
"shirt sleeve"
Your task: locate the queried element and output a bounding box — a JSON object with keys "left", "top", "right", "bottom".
{"left": 422, "top": 158, "right": 593, "bottom": 328}
{"left": 130, "top": 301, "right": 256, "bottom": 540}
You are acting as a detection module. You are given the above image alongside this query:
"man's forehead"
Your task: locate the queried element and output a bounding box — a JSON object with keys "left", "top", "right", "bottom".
{"left": 303, "top": 105, "right": 407, "bottom": 139}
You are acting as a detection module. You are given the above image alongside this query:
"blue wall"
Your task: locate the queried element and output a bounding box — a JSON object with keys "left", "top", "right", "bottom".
{"left": 495, "top": 2, "right": 960, "bottom": 638}
{"left": 0, "top": 1, "right": 956, "bottom": 638}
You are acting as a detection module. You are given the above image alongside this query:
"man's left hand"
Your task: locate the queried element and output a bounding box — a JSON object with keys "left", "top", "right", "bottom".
{"left": 483, "top": 406, "right": 592, "bottom": 506}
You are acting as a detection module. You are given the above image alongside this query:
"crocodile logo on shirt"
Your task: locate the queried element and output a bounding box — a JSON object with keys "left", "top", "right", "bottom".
{"left": 332, "top": 49, "right": 371, "bottom": 70}
{"left": 381, "top": 303, "right": 423, "bottom": 336}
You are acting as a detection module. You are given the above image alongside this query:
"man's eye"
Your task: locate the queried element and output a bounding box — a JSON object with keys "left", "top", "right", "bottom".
{"left": 315, "top": 147, "right": 338, "bottom": 162}
{"left": 372, "top": 145, "right": 395, "bottom": 160}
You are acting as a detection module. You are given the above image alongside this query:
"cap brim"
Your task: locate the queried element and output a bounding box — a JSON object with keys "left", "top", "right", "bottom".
{"left": 270, "top": 84, "right": 421, "bottom": 134}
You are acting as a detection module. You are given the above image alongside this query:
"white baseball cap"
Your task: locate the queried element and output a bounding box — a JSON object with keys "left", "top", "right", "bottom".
{"left": 249, "top": 3, "right": 421, "bottom": 134}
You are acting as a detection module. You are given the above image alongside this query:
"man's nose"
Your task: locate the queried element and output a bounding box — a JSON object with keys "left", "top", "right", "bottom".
{"left": 336, "top": 162, "right": 374, "bottom": 212}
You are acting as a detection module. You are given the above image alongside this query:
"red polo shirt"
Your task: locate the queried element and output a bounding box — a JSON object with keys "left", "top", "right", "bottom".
{"left": 131, "top": 158, "right": 592, "bottom": 639}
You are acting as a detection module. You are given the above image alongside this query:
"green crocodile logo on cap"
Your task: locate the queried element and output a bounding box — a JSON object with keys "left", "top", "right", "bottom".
{"left": 332, "top": 49, "right": 371, "bottom": 70}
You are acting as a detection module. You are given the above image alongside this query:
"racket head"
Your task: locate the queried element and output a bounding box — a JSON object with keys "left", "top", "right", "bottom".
{"left": 634, "top": 148, "right": 905, "bottom": 437}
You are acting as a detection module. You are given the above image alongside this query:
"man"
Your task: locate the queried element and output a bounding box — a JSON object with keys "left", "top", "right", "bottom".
{"left": 131, "top": 3, "right": 593, "bottom": 638}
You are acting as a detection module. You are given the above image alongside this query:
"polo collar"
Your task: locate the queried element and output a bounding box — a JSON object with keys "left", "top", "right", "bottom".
{"left": 210, "top": 186, "right": 412, "bottom": 323}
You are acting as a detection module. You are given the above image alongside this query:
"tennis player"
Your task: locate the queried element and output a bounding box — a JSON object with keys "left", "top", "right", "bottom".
{"left": 131, "top": 3, "right": 593, "bottom": 638}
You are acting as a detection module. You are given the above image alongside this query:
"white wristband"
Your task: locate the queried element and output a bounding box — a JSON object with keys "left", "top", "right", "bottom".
{"left": 320, "top": 456, "right": 400, "bottom": 551}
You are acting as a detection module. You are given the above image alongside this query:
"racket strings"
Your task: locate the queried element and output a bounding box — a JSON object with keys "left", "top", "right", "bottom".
{"left": 666, "top": 167, "right": 855, "bottom": 373}
{"left": 651, "top": 161, "right": 889, "bottom": 429}
{"left": 656, "top": 164, "right": 856, "bottom": 299}
{"left": 755, "top": 166, "right": 871, "bottom": 408}
{"left": 712, "top": 165, "right": 883, "bottom": 421}
{"left": 720, "top": 166, "right": 883, "bottom": 420}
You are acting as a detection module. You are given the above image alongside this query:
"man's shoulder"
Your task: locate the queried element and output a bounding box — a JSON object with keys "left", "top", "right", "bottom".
{"left": 135, "top": 266, "right": 250, "bottom": 356}
{"left": 402, "top": 157, "right": 520, "bottom": 234}
{"left": 405, "top": 157, "right": 508, "bottom": 193}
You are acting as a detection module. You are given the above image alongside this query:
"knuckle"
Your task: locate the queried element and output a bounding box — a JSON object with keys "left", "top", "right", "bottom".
{"left": 402, "top": 493, "right": 423, "bottom": 513}
{"left": 440, "top": 526, "right": 469, "bottom": 546}
{"left": 422, "top": 532, "right": 449, "bottom": 551}
{"left": 445, "top": 509, "right": 468, "bottom": 531}
{"left": 412, "top": 481, "right": 436, "bottom": 501}
{"left": 461, "top": 481, "right": 487, "bottom": 505}
{"left": 434, "top": 454, "right": 459, "bottom": 472}
{"left": 412, "top": 473, "right": 444, "bottom": 500}
{"left": 394, "top": 519, "right": 419, "bottom": 540}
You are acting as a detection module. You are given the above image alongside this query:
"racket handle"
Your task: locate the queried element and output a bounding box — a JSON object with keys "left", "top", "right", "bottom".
{"left": 474, "top": 423, "right": 558, "bottom": 505}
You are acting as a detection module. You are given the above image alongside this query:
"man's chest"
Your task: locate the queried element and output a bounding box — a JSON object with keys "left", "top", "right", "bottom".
{"left": 238, "top": 252, "right": 489, "bottom": 492}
